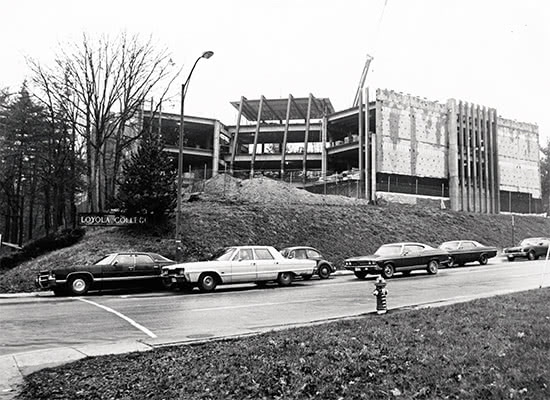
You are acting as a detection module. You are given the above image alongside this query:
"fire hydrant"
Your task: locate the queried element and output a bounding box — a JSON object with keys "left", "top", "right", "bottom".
{"left": 373, "top": 277, "right": 388, "bottom": 314}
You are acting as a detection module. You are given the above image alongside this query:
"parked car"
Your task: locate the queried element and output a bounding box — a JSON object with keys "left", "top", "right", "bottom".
{"left": 35, "top": 252, "right": 176, "bottom": 296}
{"left": 162, "top": 246, "right": 316, "bottom": 293}
{"left": 438, "top": 240, "right": 498, "bottom": 267}
{"left": 279, "top": 246, "right": 335, "bottom": 279}
{"left": 503, "top": 237, "right": 550, "bottom": 261}
{"left": 344, "top": 242, "right": 450, "bottom": 279}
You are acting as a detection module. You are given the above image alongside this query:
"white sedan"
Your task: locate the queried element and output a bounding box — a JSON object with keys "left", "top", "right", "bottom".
{"left": 162, "top": 246, "right": 316, "bottom": 292}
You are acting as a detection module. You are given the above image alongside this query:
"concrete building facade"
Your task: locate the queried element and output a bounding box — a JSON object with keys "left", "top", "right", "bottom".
{"left": 145, "top": 88, "right": 542, "bottom": 214}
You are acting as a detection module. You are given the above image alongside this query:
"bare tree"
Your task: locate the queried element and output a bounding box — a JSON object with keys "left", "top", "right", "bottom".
{"left": 28, "top": 32, "right": 180, "bottom": 212}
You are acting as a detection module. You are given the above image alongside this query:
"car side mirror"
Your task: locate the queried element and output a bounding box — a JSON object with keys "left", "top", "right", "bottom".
{"left": 402, "top": 251, "right": 409, "bottom": 256}
{"left": 288, "top": 254, "right": 294, "bottom": 259}
{"left": 539, "top": 242, "right": 544, "bottom": 245}
{"left": 113, "top": 260, "right": 119, "bottom": 266}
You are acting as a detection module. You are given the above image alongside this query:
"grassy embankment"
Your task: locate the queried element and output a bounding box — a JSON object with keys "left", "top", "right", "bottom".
{"left": 18, "top": 287, "right": 550, "bottom": 399}
{"left": 2, "top": 200, "right": 550, "bottom": 293}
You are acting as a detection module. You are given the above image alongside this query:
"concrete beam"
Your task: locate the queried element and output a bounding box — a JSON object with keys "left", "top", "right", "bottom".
{"left": 447, "top": 99, "right": 460, "bottom": 211}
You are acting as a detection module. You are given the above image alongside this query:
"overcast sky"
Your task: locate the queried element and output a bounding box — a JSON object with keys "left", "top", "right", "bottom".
{"left": 2, "top": 0, "right": 549, "bottom": 143}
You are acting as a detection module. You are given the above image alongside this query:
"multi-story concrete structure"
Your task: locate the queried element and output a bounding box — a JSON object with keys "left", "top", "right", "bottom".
{"left": 144, "top": 88, "right": 542, "bottom": 214}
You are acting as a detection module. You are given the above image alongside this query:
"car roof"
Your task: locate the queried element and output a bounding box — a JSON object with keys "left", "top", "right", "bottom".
{"left": 380, "top": 242, "right": 427, "bottom": 247}
{"left": 281, "top": 246, "right": 318, "bottom": 251}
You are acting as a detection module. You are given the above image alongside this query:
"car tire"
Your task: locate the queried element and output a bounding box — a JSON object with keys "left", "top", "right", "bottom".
{"left": 448, "top": 256, "right": 456, "bottom": 268}
{"left": 198, "top": 273, "right": 217, "bottom": 293}
{"left": 68, "top": 275, "right": 91, "bottom": 296}
{"left": 381, "top": 263, "right": 395, "bottom": 279}
{"left": 527, "top": 251, "right": 536, "bottom": 261}
{"left": 427, "top": 260, "right": 439, "bottom": 275}
{"left": 354, "top": 270, "right": 368, "bottom": 280}
{"left": 479, "top": 254, "right": 488, "bottom": 265}
{"left": 507, "top": 255, "right": 515, "bottom": 262}
{"left": 302, "top": 274, "right": 313, "bottom": 281}
{"left": 318, "top": 265, "right": 331, "bottom": 279}
{"left": 277, "top": 272, "right": 293, "bottom": 286}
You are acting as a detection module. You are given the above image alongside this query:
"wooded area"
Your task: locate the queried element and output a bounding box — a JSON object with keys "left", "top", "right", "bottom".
{"left": 0, "top": 33, "right": 180, "bottom": 245}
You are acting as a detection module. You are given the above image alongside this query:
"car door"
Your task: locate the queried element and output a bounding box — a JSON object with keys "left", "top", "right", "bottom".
{"left": 133, "top": 254, "right": 159, "bottom": 283}
{"left": 305, "top": 249, "right": 322, "bottom": 266}
{"left": 401, "top": 244, "right": 424, "bottom": 269}
{"left": 101, "top": 253, "right": 134, "bottom": 285}
{"left": 230, "top": 248, "right": 257, "bottom": 283}
{"left": 254, "top": 248, "right": 278, "bottom": 281}
{"left": 458, "top": 241, "right": 477, "bottom": 263}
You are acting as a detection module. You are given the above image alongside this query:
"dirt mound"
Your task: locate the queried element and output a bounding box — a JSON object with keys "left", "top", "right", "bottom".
{"left": 202, "top": 174, "right": 366, "bottom": 205}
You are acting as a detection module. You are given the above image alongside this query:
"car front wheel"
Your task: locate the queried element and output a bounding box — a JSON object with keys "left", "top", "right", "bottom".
{"left": 381, "top": 264, "right": 395, "bottom": 279}
{"left": 427, "top": 260, "right": 439, "bottom": 275}
{"left": 527, "top": 251, "right": 536, "bottom": 261}
{"left": 318, "top": 265, "right": 331, "bottom": 279}
{"left": 68, "top": 276, "right": 91, "bottom": 296}
{"left": 479, "top": 254, "right": 488, "bottom": 265}
{"left": 198, "top": 273, "right": 217, "bottom": 292}
{"left": 277, "top": 272, "right": 293, "bottom": 286}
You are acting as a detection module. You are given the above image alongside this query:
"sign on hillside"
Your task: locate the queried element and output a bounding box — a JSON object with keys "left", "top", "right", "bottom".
{"left": 78, "top": 213, "right": 148, "bottom": 227}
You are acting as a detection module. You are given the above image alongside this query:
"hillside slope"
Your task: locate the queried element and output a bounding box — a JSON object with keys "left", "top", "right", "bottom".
{"left": 2, "top": 197, "right": 549, "bottom": 293}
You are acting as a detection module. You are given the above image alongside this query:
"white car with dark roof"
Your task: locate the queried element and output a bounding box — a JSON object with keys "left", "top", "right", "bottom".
{"left": 162, "top": 246, "right": 316, "bottom": 293}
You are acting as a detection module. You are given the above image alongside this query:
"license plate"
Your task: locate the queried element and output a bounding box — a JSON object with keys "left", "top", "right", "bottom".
{"left": 171, "top": 278, "right": 177, "bottom": 283}
{"left": 355, "top": 268, "right": 362, "bottom": 272}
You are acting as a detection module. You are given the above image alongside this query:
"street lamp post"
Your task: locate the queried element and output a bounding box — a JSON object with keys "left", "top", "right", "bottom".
{"left": 175, "top": 50, "right": 214, "bottom": 261}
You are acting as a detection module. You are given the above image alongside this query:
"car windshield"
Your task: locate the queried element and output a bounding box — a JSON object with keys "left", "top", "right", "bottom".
{"left": 439, "top": 242, "right": 460, "bottom": 250}
{"left": 520, "top": 238, "right": 544, "bottom": 246}
{"left": 375, "top": 245, "right": 402, "bottom": 256}
{"left": 210, "top": 247, "right": 236, "bottom": 261}
{"left": 151, "top": 254, "right": 174, "bottom": 262}
{"left": 94, "top": 254, "right": 117, "bottom": 265}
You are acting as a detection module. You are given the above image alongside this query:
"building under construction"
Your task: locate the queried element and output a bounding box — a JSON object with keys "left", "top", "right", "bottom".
{"left": 143, "top": 86, "right": 541, "bottom": 215}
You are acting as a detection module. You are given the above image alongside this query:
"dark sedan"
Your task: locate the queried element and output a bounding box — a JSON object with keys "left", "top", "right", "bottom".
{"left": 344, "top": 242, "right": 450, "bottom": 279}
{"left": 439, "top": 240, "right": 497, "bottom": 267}
{"left": 35, "top": 252, "right": 176, "bottom": 296}
{"left": 503, "top": 237, "right": 550, "bottom": 261}
{"left": 280, "top": 246, "right": 336, "bottom": 279}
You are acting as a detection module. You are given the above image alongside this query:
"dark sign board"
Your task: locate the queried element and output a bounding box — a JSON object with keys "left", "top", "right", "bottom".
{"left": 78, "top": 213, "right": 148, "bottom": 227}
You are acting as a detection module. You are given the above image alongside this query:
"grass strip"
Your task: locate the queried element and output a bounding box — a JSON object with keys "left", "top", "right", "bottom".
{"left": 18, "top": 288, "right": 550, "bottom": 399}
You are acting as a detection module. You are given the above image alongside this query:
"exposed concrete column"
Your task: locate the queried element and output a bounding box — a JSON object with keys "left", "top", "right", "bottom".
{"left": 492, "top": 109, "right": 501, "bottom": 213}
{"left": 250, "top": 96, "right": 264, "bottom": 178}
{"left": 458, "top": 101, "right": 466, "bottom": 211}
{"left": 212, "top": 121, "right": 221, "bottom": 176}
{"left": 465, "top": 103, "right": 473, "bottom": 211}
{"left": 481, "top": 106, "right": 492, "bottom": 214}
{"left": 475, "top": 106, "right": 484, "bottom": 213}
{"left": 321, "top": 116, "right": 328, "bottom": 180}
{"left": 364, "top": 87, "right": 370, "bottom": 200}
{"left": 230, "top": 96, "right": 245, "bottom": 174}
{"left": 302, "top": 94, "right": 313, "bottom": 185}
{"left": 447, "top": 99, "right": 460, "bottom": 211}
{"left": 280, "top": 95, "right": 292, "bottom": 178}
{"left": 358, "top": 90, "right": 364, "bottom": 198}
{"left": 370, "top": 131, "right": 377, "bottom": 202}
{"left": 471, "top": 104, "right": 478, "bottom": 212}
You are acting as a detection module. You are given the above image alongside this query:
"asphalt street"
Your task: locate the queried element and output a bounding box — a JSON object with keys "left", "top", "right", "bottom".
{"left": 2, "top": 258, "right": 549, "bottom": 357}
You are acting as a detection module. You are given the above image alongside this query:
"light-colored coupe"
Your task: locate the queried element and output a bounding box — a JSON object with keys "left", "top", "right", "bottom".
{"left": 162, "top": 246, "right": 316, "bottom": 292}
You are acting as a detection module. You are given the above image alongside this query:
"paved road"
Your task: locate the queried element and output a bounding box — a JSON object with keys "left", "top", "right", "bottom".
{"left": 2, "top": 258, "right": 549, "bottom": 357}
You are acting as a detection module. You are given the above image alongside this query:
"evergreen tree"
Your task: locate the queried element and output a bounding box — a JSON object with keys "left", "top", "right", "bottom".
{"left": 117, "top": 134, "right": 176, "bottom": 223}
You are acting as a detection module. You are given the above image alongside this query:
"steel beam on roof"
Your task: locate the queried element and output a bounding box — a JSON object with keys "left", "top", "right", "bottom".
{"left": 262, "top": 96, "right": 283, "bottom": 122}
{"left": 280, "top": 94, "right": 292, "bottom": 177}
{"left": 290, "top": 96, "right": 307, "bottom": 120}
{"left": 250, "top": 96, "right": 264, "bottom": 177}
{"left": 230, "top": 96, "right": 245, "bottom": 173}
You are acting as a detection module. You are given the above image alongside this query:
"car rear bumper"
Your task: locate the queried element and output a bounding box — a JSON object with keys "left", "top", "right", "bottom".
{"left": 162, "top": 275, "right": 188, "bottom": 286}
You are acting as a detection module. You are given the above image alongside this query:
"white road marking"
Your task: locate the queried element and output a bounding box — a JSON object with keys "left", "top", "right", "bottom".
{"left": 191, "top": 299, "right": 316, "bottom": 312}
{"left": 77, "top": 298, "right": 157, "bottom": 339}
